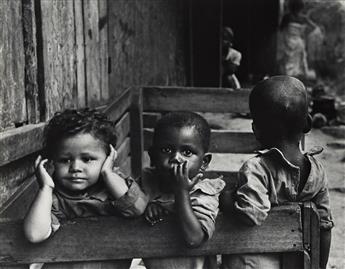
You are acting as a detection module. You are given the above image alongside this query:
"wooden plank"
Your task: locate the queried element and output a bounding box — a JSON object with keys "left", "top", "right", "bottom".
{"left": 143, "top": 112, "right": 161, "bottom": 129}
{"left": 22, "top": 0, "right": 40, "bottom": 124}
{"left": 0, "top": 265, "right": 27, "bottom": 269}
{"left": 304, "top": 202, "right": 320, "bottom": 269}
{"left": 143, "top": 87, "right": 251, "bottom": 113}
{"left": 39, "top": 260, "right": 130, "bottom": 269}
{"left": 0, "top": 176, "right": 38, "bottom": 221}
{"left": 130, "top": 87, "right": 144, "bottom": 179}
{"left": 98, "top": 0, "right": 109, "bottom": 102}
{"left": 0, "top": 123, "right": 45, "bottom": 166}
{"left": 120, "top": 156, "right": 131, "bottom": 178}
{"left": 210, "top": 130, "right": 260, "bottom": 153}
{"left": 83, "top": 0, "right": 101, "bottom": 107}
{"left": 0, "top": 204, "right": 303, "bottom": 265}
{"left": 107, "top": 0, "right": 136, "bottom": 99}
{"left": 144, "top": 128, "right": 259, "bottom": 153}
{"left": 115, "top": 137, "right": 130, "bottom": 169}
{"left": 107, "top": 0, "right": 187, "bottom": 98}
{"left": 103, "top": 88, "right": 131, "bottom": 123}
{"left": 0, "top": 154, "right": 36, "bottom": 209}
{"left": 0, "top": 0, "right": 26, "bottom": 130}
{"left": 40, "top": 0, "right": 77, "bottom": 119}
{"left": 281, "top": 252, "right": 304, "bottom": 269}
{"left": 74, "top": 0, "right": 86, "bottom": 108}
{"left": 114, "top": 112, "right": 130, "bottom": 147}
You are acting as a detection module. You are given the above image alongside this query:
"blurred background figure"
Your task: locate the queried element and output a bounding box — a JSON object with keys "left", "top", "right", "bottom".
{"left": 222, "top": 27, "right": 242, "bottom": 89}
{"left": 277, "top": 0, "right": 317, "bottom": 81}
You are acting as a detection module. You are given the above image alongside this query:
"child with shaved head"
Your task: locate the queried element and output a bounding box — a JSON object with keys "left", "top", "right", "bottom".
{"left": 222, "top": 76, "right": 333, "bottom": 269}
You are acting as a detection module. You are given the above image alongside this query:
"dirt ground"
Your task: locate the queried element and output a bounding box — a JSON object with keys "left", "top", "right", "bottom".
{"left": 205, "top": 113, "right": 345, "bottom": 269}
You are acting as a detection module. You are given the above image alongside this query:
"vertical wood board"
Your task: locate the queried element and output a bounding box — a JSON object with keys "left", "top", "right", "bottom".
{"left": 22, "top": 0, "right": 40, "bottom": 124}
{"left": 0, "top": 0, "right": 26, "bottom": 130}
{"left": 98, "top": 0, "right": 109, "bottom": 102}
{"left": 40, "top": 0, "right": 77, "bottom": 119}
{"left": 74, "top": 0, "right": 86, "bottom": 108}
{"left": 83, "top": 0, "right": 101, "bottom": 107}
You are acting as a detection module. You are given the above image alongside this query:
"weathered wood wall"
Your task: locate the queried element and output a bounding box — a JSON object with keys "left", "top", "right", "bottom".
{"left": 108, "top": 0, "right": 187, "bottom": 98}
{"left": 0, "top": 0, "right": 188, "bottom": 210}
{"left": 0, "top": 0, "right": 26, "bottom": 131}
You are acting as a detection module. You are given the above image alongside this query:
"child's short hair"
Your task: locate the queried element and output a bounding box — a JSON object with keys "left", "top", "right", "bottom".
{"left": 249, "top": 76, "right": 309, "bottom": 142}
{"left": 44, "top": 108, "right": 117, "bottom": 158}
{"left": 153, "top": 111, "right": 211, "bottom": 152}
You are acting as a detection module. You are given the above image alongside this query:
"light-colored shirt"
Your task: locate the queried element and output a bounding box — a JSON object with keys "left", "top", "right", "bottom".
{"left": 234, "top": 147, "right": 333, "bottom": 229}
{"left": 222, "top": 147, "right": 333, "bottom": 269}
{"left": 141, "top": 167, "right": 225, "bottom": 269}
{"left": 225, "top": 47, "right": 242, "bottom": 66}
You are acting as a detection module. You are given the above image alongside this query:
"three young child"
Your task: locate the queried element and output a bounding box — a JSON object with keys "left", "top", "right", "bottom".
{"left": 24, "top": 75, "right": 332, "bottom": 269}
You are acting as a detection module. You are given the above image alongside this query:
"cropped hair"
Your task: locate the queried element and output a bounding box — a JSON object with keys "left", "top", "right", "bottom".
{"left": 249, "top": 76, "right": 308, "bottom": 142}
{"left": 153, "top": 111, "right": 211, "bottom": 152}
{"left": 44, "top": 108, "right": 117, "bottom": 158}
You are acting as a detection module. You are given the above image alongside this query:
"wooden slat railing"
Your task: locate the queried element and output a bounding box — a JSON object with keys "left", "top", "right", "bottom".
{"left": 0, "top": 204, "right": 303, "bottom": 265}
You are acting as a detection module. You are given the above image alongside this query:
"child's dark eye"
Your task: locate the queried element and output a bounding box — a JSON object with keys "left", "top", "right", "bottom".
{"left": 82, "top": 157, "right": 94, "bottom": 163}
{"left": 161, "top": 147, "right": 172, "bottom": 154}
{"left": 182, "top": 149, "right": 193, "bottom": 157}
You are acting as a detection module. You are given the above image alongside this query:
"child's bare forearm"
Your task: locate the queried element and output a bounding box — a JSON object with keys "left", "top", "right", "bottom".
{"left": 320, "top": 229, "right": 331, "bottom": 269}
{"left": 102, "top": 171, "right": 129, "bottom": 199}
{"left": 174, "top": 189, "right": 205, "bottom": 248}
{"left": 23, "top": 186, "right": 53, "bottom": 243}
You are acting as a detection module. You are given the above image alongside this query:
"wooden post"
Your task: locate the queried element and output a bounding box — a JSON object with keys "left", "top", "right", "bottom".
{"left": 130, "top": 87, "right": 144, "bottom": 179}
{"left": 303, "top": 202, "right": 320, "bottom": 269}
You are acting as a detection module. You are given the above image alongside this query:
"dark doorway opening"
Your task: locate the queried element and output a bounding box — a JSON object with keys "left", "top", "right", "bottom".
{"left": 190, "top": 0, "right": 280, "bottom": 87}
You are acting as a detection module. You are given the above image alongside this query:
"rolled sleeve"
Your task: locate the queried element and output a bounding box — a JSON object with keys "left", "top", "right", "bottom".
{"left": 313, "top": 186, "right": 334, "bottom": 230}
{"left": 234, "top": 163, "right": 271, "bottom": 225}
{"left": 111, "top": 178, "right": 149, "bottom": 217}
{"left": 190, "top": 178, "right": 225, "bottom": 239}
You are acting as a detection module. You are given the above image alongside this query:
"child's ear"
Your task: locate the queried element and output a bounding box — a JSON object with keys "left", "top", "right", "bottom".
{"left": 303, "top": 114, "right": 312, "bottom": 133}
{"left": 201, "top": 153, "right": 212, "bottom": 170}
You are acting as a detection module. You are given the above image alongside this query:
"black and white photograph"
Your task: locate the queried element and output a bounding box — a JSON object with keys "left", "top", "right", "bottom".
{"left": 0, "top": 0, "right": 344, "bottom": 268}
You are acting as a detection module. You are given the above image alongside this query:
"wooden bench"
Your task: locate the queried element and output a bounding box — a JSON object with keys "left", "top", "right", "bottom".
{"left": 0, "top": 86, "right": 320, "bottom": 269}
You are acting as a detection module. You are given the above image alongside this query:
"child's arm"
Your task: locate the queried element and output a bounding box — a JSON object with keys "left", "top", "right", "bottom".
{"left": 23, "top": 156, "right": 55, "bottom": 243}
{"left": 311, "top": 179, "right": 334, "bottom": 269}
{"left": 102, "top": 145, "right": 148, "bottom": 216}
{"left": 173, "top": 162, "right": 205, "bottom": 248}
{"left": 320, "top": 229, "right": 331, "bottom": 269}
{"left": 101, "top": 145, "right": 129, "bottom": 199}
{"left": 232, "top": 161, "right": 271, "bottom": 226}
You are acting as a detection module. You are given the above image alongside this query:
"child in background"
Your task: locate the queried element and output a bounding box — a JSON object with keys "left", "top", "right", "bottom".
{"left": 221, "top": 76, "right": 333, "bottom": 269}
{"left": 24, "top": 108, "right": 147, "bottom": 269}
{"left": 141, "top": 111, "right": 225, "bottom": 269}
{"left": 222, "top": 27, "right": 242, "bottom": 89}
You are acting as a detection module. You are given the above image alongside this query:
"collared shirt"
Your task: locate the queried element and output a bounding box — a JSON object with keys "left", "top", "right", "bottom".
{"left": 51, "top": 177, "right": 148, "bottom": 232}
{"left": 140, "top": 167, "right": 225, "bottom": 269}
{"left": 234, "top": 147, "right": 334, "bottom": 230}
{"left": 222, "top": 148, "right": 333, "bottom": 269}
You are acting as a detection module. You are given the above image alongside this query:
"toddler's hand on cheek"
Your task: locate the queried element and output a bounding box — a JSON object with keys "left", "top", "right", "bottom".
{"left": 35, "top": 155, "right": 55, "bottom": 189}
{"left": 101, "top": 145, "right": 118, "bottom": 175}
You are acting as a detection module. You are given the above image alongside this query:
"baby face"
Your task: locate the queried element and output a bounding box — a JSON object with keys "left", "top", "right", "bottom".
{"left": 151, "top": 126, "right": 206, "bottom": 183}
{"left": 52, "top": 133, "right": 107, "bottom": 193}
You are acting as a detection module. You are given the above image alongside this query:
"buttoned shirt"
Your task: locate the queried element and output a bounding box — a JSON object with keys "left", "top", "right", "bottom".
{"left": 234, "top": 147, "right": 333, "bottom": 230}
